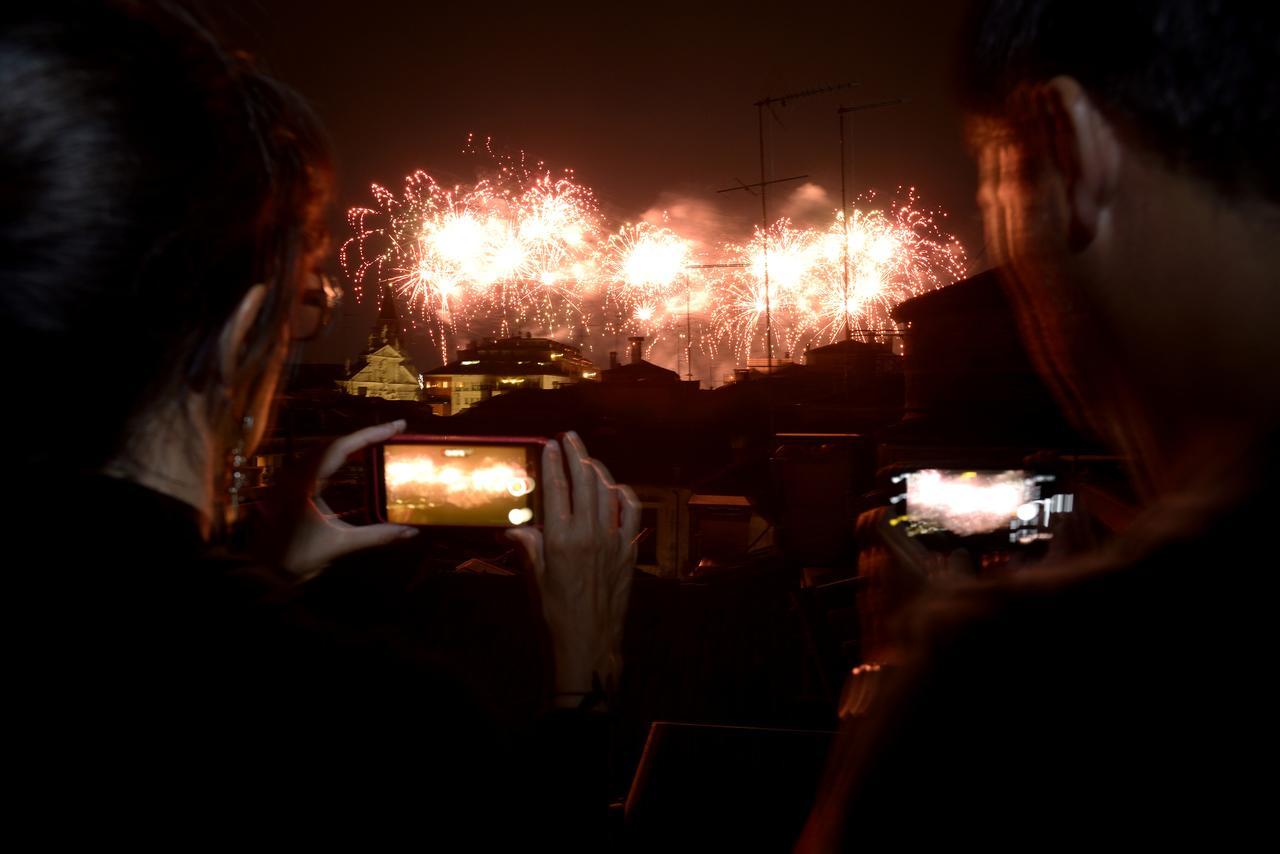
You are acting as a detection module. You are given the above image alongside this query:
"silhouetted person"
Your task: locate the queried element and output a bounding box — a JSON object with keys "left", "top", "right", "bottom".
{"left": 800, "top": 1, "right": 1278, "bottom": 848}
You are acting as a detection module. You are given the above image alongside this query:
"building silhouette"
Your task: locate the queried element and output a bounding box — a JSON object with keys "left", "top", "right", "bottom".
{"left": 601, "top": 336, "right": 686, "bottom": 386}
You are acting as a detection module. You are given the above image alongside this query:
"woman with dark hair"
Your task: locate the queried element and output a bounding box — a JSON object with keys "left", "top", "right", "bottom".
{"left": 3, "top": 2, "right": 636, "bottom": 841}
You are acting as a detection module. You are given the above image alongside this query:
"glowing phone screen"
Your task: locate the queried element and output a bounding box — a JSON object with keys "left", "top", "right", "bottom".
{"left": 383, "top": 443, "right": 537, "bottom": 527}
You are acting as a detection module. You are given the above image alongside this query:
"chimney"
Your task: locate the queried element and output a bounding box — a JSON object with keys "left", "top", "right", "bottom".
{"left": 628, "top": 336, "right": 644, "bottom": 365}
{"left": 609, "top": 351, "right": 619, "bottom": 369}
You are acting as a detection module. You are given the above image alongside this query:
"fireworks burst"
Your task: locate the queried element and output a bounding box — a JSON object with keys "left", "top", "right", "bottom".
{"left": 807, "top": 190, "right": 968, "bottom": 343}
{"left": 600, "top": 221, "right": 696, "bottom": 343}
{"left": 343, "top": 146, "right": 966, "bottom": 372}
{"left": 707, "top": 190, "right": 965, "bottom": 360}
{"left": 340, "top": 148, "right": 602, "bottom": 360}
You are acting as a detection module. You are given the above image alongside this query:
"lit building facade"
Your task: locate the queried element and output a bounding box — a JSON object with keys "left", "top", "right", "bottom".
{"left": 424, "top": 333, "right": 599, "bottom": 415}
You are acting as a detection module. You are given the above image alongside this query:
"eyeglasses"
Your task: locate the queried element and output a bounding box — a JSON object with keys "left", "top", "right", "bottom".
{"left": 291, "top": 272, "right": 343, "bottom": 342}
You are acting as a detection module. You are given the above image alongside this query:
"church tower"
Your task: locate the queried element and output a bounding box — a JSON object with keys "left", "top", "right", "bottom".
{"left": 368, "top": 286, "right": 403, "bottom": 351}
{"left": 340, "top": 287, "right": 421, "bottom": 401}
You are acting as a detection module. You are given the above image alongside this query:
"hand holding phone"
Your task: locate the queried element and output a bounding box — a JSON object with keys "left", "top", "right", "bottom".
{"left": 255, "top": 419, "right": 421, "bottom": 579}
{"left": 505, "top": 433, "right": 640, "bottom": 708}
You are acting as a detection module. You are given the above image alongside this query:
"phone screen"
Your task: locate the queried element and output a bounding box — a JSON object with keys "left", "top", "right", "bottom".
{"left": 902, "top": 469, "right": 1032, "bottom": 536}
{"left": 381, "top": 440, "right": 540, "bottom": 527}
{"left": 891, "top": 468, "right": 1073, "bottom": 543}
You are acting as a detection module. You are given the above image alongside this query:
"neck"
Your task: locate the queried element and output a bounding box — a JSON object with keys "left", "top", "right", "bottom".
{"left": 103, "top": 396, "right": 218, "bottom": 541}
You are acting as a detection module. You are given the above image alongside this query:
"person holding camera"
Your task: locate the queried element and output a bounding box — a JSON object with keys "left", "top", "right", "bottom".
{"left": 2, "top": 2, "right": 635, "bottom": 843}
{"left": 799, "top": 1, "right": 1279, "bottom": 847}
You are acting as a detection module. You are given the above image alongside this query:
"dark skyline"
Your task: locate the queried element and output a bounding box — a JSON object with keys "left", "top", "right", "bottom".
{"left": 221, "top": 0, "right": 983, "bottom": 367}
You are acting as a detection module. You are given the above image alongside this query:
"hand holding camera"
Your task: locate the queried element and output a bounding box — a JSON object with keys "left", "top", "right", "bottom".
{"left": 254, "top": 419, "right": 420, "bottom": 579}
{"left": 506, "top": 433, "right": 641, "bottom": 709}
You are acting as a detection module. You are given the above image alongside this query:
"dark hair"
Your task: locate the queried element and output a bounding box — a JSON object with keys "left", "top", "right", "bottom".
{"left": 962, "top": 0, "right": 1280, "bottom": 201}
{"left": 0, "top": 1, "right": 331, "bottom": 474}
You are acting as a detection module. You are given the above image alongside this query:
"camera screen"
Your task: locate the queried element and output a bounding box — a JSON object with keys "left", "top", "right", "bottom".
{"left": 383, "top": 442, "right": 538, "bottom": 527}
{"left": 903, "top": 470, "right": 1031, "bottom": 536}
{"left": 891, "top": 469, "right": 1071, "bottom": 542}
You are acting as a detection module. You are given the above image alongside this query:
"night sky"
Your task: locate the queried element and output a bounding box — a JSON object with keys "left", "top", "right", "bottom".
{"left": 220, "top": 0, "right": 985, "bottom": 370}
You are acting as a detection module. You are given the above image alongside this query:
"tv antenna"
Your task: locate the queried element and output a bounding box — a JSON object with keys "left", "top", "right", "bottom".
{"left": 718, "top": 81, "right": 858, "bottom": 374}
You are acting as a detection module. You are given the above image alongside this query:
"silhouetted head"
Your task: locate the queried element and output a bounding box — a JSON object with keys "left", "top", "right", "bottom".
{"left": 0, "top": 1, "right": 333, "bottom": 484}
{"left": 959, "top": 0, "right": 1280, "bottom": 489}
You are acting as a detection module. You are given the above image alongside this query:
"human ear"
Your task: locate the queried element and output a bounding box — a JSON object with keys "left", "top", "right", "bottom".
{"left": 1041, "top": 76, "right": 1121, "bottom": 250}
{"left": 218, "top": 283, "right": 270, "bottom": 384}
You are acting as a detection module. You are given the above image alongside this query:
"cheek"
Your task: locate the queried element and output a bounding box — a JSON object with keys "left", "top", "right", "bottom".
{"left": 979, "top": 145, "right": 1078, "bottom": 330}
{"left": 978, "top": 143, "right": 1042, "bottom": 267}
{"left": 976, "top": 144, "right": 1094, "bottom": 412}
{"left": 977, "top": 147, "right": 1016, "bottom": 268}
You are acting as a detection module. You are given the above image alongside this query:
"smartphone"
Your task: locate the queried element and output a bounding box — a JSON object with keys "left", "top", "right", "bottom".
{"left": 371, "top": 435, "right": 546, "bottom": 528}
{"left": 889, "top": 468, "right": 1072, "bottom": 543}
